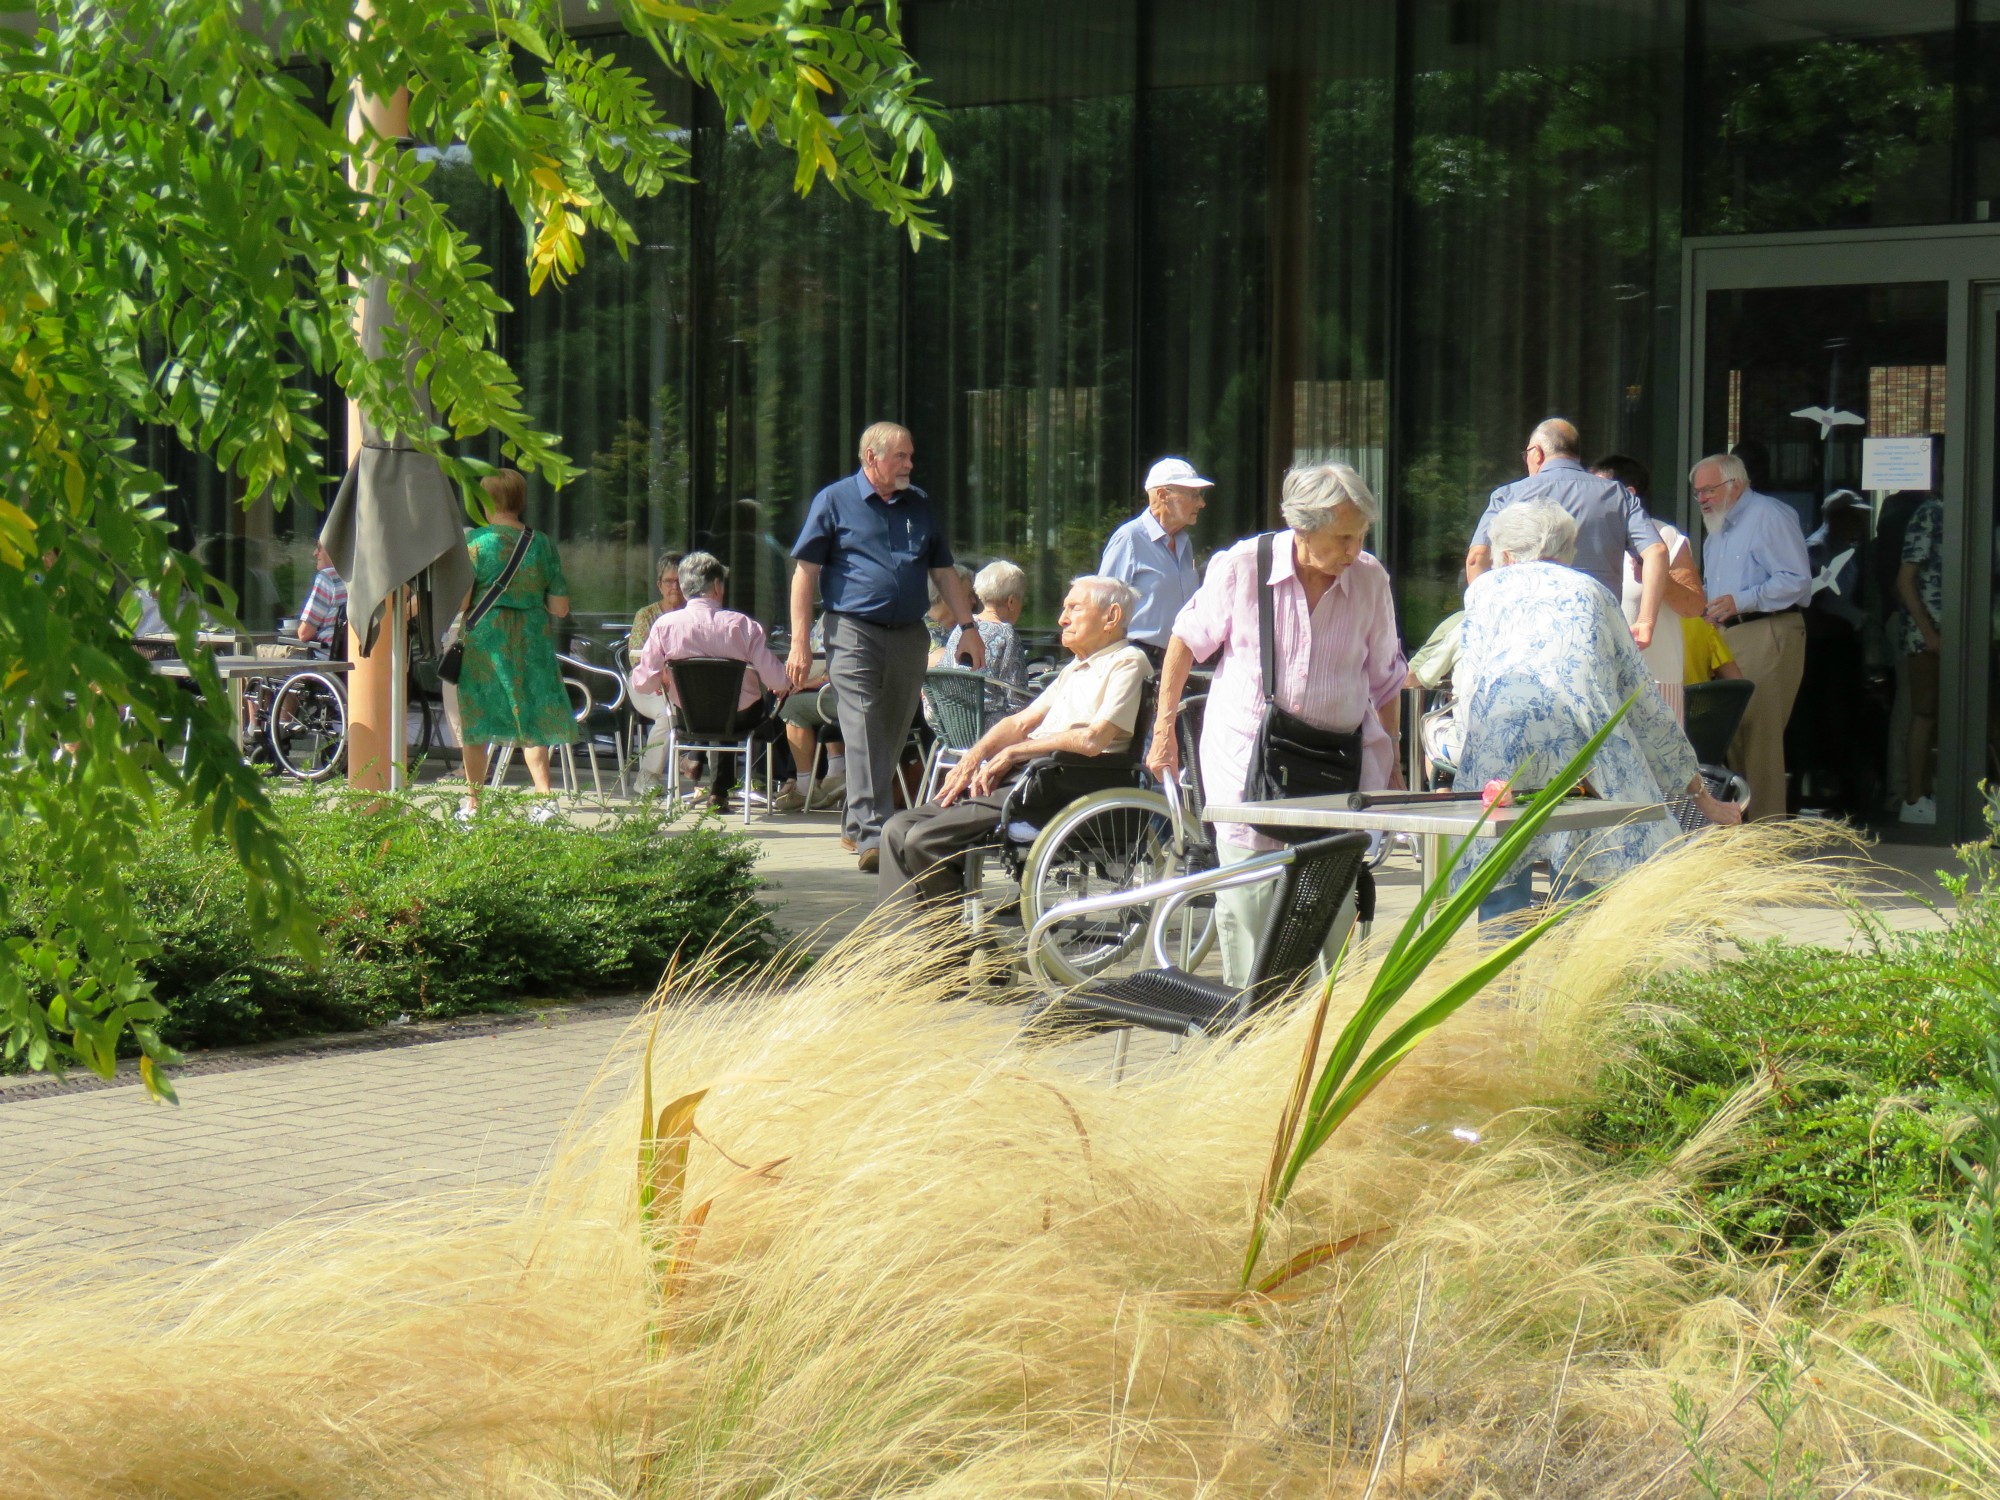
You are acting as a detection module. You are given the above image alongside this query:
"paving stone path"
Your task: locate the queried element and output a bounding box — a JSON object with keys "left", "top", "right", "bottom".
{"left": 0, "top": 811, "right": 1959, "bottom": 1272}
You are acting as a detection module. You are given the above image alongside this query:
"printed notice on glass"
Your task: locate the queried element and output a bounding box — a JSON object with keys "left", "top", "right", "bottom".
{"left": 1861, "top": 436, "right": 1933, "bottom": 492}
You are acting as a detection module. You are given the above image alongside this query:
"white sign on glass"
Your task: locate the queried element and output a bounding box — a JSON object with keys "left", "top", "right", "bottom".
{"left": 1861, "top": 436, "right": 1933, "bottom": 492}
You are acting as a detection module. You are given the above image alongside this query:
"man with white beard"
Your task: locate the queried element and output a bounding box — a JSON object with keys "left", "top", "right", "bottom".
{"left": 1692, "top": 452, "right": 1812, "bottom": 819}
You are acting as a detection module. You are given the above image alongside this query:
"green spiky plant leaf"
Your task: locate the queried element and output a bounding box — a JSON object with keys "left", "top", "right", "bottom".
{"left": 1242, "top": 690, "right": 1643, "bottom": 1287}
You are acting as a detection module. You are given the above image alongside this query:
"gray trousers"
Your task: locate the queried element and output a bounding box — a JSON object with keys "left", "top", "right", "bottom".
{"left": 824, "top": 612, "right": 927, "bottom": 849}
{"left": 878, "top": 791, "right": 1009, "bottom": 908}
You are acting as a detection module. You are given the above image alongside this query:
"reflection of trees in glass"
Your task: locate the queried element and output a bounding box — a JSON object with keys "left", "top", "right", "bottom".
{"left": 1702, "top": 39, "right": 1953, "bottom": 233}
{"left": 1396, "top": 47, "right": 1673, "bottom": 650}
{"left": 911, "top": 94, "right": 1137, "bottom": 626}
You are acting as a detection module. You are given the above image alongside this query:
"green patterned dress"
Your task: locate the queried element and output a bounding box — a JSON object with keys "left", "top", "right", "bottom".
{"left": 457, "top": 525, "right": 575, "bottom": 747}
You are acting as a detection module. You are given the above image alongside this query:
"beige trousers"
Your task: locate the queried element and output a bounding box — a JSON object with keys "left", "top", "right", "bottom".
{"left": 1721, "top": 612, "right": 1806, "bottom": 820}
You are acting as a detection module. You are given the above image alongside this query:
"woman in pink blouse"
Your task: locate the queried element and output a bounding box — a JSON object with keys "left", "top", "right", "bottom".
{"left": 1146, "top": 463, "right": 1407, "bottom": 986}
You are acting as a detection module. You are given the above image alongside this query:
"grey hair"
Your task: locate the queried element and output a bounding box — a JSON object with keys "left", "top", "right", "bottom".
{"left": 1488, "top": 500, "right": 1578, "bottom": 565}
{"left": 1529, "top": 417, "right": 1581, "bottom": 458}
{"left": 1068, "top": 574, "right": 1137, "bottom": 622}
{"left": 1690, "top": 452, "right": 1748, "bottom": 489}
{"left": 974, "top": 558, "right": 1026, "bottom": 606}
{"left": 1280, "top": 463, "right": 1379, "bottom": 533}
{"left": 655, "top": 549, "right": 684, "bottom": 581}
{"left": 858, "top": 420, "right": 911, "bottom": 463}
{"left": 677, "top": 550, "right": 728, "bottom": 598}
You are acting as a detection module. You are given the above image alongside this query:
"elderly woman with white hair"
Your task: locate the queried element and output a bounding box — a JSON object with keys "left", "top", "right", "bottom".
{"left": 945, "top": 558, "right": 1029, "bottom": 690}
{"left": 1457, "top": 500, "right": 1741, "bottom": 921}
{"left": 1147, "top": 463, "right": 1408, "bottom": 986}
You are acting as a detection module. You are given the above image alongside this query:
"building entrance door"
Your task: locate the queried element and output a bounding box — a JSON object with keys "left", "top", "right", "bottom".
{"left": 1683, "top": 226, "right": 2000, "bottom": 841}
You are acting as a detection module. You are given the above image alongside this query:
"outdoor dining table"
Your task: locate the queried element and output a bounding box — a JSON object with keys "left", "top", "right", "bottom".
{"left": 150, "top": 654, "right": 353, "bottom": 753}
{"left": 1200, "top": 791, "right": 1668, "bottom": 900}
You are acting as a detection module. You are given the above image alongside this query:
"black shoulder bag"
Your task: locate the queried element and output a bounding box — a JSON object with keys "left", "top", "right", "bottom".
{"left": 437, "top": 527, "right": 533, "bottom": 685}
{"left": 1242, "top": 531, "right": 1364, "bottom": 802}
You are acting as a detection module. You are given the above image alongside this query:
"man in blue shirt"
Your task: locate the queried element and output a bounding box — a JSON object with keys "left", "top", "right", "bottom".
{"left": 788, "top": 421, "right": 983, "bottom": 872}
{"left": 1466, "top": 419, "right": 1667, "bottom": 647}
{"left": 1694, "top": 451, "right": 1813, "bottom": 820}
{"left": 1098, "top": 456, "right": 1209, "bottom": 660}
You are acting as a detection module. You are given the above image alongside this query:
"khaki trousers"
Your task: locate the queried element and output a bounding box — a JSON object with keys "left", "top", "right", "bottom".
{"left": 1721, "top": 612, "right": 1806, "bottom": 820}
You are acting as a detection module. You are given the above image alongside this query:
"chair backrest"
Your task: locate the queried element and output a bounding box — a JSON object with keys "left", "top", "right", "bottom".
{"left": 667, "top": 657, "right": 751, "bottom": 738}
{"left": 1243, "top": 831, "right": 1372, "bottom": 1013}
{"left": 922, "top": 668, "right": 989, "bottom": 751}
{"left": 1683, "top": 677, "right": 1756, "bottom": 765}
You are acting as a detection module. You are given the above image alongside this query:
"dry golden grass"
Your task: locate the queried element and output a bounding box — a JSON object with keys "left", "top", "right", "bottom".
{"left": 0, "top": 824, "right": 1989, "bottom": 1497}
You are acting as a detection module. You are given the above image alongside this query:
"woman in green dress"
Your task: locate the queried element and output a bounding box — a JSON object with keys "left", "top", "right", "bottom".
{"left": 457, "top": 469, "right": 573, "bottom": 801}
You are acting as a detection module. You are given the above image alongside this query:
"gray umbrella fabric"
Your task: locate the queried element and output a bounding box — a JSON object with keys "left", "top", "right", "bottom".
{"left": 319, "top": 273, "right": 471, "bottom": 656}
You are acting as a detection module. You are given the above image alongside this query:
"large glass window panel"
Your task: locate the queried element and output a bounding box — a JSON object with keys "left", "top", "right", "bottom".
{"left": 1700, "top": 282, "right": 1949, "bottom": 823}
{"left": 1298, "top": 5, "right": 1396, "bottom": 497}
{"left": 1696, "top": 1, "right": 1957, "bottom": 233}
{"left": 905, "top": 0, "right": 1139, "bottom": 637}
{"left": 1973, "top": 2, "right": 2000, "bottom": 219}
{"left": 1136, "top": 77, "right": 1269, "bottom": 540}
{"left": 1397, "top": 0, "right": 1683, "bottom": 646}
{"left": 691, "top": 113, "right": 902, "bottom": 630}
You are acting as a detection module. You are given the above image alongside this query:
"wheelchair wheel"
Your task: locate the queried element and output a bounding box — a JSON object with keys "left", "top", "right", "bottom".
{"left": 267, "top": 670, "right": 348, "bottom": 781}
{"left": 1018, "top": 787, "right": 1217, "bottom": 989}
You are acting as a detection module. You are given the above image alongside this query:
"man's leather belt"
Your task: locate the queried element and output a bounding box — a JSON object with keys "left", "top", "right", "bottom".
{"left": 1721, "top": 605, "right": 1802, "bottom": 627}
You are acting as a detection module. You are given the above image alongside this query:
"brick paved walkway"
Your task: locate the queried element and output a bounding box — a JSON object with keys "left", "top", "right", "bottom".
{"left": 0, "top": 810, "right": 1962, "bottom": 1273}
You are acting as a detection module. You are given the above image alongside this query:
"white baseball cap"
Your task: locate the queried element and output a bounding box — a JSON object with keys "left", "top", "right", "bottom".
{"left": 1143, "top": 457, "right": 1214, "bottom": 491}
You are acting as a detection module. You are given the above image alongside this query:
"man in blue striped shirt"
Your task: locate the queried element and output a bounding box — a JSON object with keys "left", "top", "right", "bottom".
{"left": 1098, "top": 456, "right": 1209, "bottom": 661}
{"left": 1694, "top": 451, "right": 1812, "bottom": 820}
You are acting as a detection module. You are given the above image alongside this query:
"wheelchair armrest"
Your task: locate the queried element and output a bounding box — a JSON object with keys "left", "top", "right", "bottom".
{"left": 1024, "top": 849, "right": 1294, "bottom": 997}
{"left": 999, "top": 749, "right": 1147, "bottom": 827}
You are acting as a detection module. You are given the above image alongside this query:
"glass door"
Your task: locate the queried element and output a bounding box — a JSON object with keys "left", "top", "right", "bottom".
{"left": 1685, "top": 226, "right": 2000, "bottom": 840}
{"left": 1699, "top": 282, "right": 1948, "bottom": 829}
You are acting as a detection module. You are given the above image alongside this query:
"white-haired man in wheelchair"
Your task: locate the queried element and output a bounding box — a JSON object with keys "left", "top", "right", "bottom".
{"left": 878, "top": 576, "right": 1152, "bottom": 911}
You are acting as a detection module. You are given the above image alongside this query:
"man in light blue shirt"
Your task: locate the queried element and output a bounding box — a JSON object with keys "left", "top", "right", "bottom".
{"left": 1098, "top": 456, "right": 1208, "bottom": 658}
{"left": 1694, "top": 451, "right": 1812, "bottom": 820}
{"left": 1466, "top": 418, "right": 1667, "bottom": 646}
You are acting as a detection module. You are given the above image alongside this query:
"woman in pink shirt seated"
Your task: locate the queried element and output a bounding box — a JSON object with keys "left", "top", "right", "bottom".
{"left": 1146, "top": 463, "right": 1407, "bottom": 987}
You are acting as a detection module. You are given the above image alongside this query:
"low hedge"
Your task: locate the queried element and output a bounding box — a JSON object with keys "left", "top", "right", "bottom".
{"left": 1565, "top": 901, "right": 1998, "bottom": 1280}
{"left": 24, "top": 792, "right": 776, "bottom": 1054}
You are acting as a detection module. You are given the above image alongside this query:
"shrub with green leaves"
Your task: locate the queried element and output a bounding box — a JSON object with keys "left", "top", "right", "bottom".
{"left": 1566, "top": 907, "right": 2000, "bottom": 1271}
{"left": 10, "top": 793, "right": 776, "bottom": 1058}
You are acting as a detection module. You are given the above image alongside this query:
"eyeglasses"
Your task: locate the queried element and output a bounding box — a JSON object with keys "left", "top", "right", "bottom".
{"left": 1693, "top": 481, "right": 1733, "bottom": 499}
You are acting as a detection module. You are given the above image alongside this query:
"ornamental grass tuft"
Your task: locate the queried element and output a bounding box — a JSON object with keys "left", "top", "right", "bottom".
{"left": 0, "top": 825, "right": 1991, "bottom": 1497}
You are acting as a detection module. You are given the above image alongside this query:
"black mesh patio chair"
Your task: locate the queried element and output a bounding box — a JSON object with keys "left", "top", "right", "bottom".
{"left": 1675, "top": 677, "right": 1756, "bottom": 829}
{"left": 664, "top": 657, "right": 771, "bottom": 826}
{"left": 1022, "top": 831, "right": 1374, "bottom": 1077}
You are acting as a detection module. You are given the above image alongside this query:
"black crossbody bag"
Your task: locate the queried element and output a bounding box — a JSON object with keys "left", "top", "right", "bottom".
{"left": 437, "top": 526, "right": 533, "bottom": 685}
{"left": 1242, "top": 531, "right": 1364, "bottom": 802}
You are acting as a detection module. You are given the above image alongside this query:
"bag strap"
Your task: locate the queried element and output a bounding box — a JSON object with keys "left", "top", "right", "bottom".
{"left": 463, "top": 526, "right": 533, "bottom": 634}
{"left": 1256, "top": 531, "right": 1277, "bottom": 709}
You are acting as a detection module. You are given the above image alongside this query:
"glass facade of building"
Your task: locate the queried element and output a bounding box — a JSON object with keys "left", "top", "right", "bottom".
{"left": 173, "top": 2, "right": 2000, "bottom": 824}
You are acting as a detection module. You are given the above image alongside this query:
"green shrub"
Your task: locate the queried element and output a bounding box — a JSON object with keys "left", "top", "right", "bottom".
{"left": 1565, "top": 904, "right": 2000, "bottom": 1273}
{"left": 17, "top": 791, "right": 775, "bottom": 1054}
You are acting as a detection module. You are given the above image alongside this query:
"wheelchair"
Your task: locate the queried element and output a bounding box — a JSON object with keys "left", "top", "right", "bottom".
{"left": 965, "top": 692, "right": 1219, "bottom": 989}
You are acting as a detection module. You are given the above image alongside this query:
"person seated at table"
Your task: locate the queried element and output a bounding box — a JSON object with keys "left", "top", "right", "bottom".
{"left": 625, "top": 550, "right": 685, "bottom": 781}
{"left": 878, "top": 576, "right": 1150, "bottom": 912}
{"left": 774, "top": 614, "right": 846, "bottom": 812}
{"left": 944, "top": 558, "right": 1030, "bottom": 726}
{"left": 631, "top": 550, "right": 796, "bottom": 814}
{"left": 925, "top": 564, "right": 979, "bottom": 667}
{"left": 295, "top": 542, "right": 347, "bottom": 649}
{"left": 1455, "top": 500, "right": 1741, "bottom": 923}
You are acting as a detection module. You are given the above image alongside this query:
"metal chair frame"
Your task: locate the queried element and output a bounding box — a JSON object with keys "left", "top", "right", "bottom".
{"left": 663, "top": 657, "right": 772, "bottom": 827}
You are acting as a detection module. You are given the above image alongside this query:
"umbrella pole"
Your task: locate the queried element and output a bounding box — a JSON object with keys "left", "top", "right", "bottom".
{"left": 388, "top": 585, "right": 407, "bottom": 792}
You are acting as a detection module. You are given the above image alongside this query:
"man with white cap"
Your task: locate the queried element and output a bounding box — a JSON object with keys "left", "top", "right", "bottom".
{"left": 1098, "top": 456, "right": 1211, "bottom": 664}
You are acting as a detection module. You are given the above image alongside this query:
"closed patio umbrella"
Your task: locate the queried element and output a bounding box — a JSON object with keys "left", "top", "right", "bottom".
{"left": 320, "top": 271, "right": 472, "bottom": 790}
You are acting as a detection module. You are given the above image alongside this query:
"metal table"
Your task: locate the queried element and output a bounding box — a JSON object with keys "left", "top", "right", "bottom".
{"left": 1202, "top": 793, "right": 1667, "bottom": 892}
{"left": 153, "top": 655, "right": 351, "bottom": 752}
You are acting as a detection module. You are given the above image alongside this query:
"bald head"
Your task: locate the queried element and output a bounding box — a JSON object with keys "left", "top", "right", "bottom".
{"left": 1528, "top": 419, "right": 1581, "bottom": 460}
